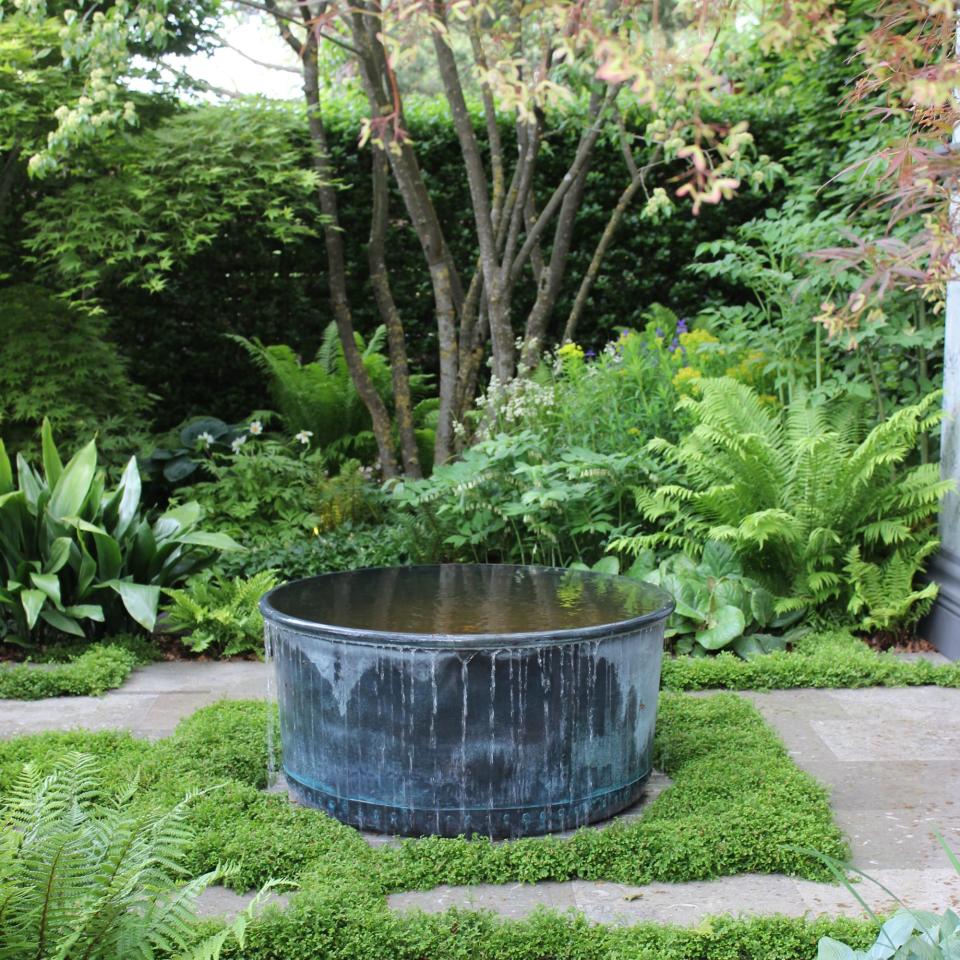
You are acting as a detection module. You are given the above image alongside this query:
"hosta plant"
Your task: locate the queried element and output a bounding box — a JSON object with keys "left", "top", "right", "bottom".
{"left": 0, "top": 753, "right": 274, "bottom": 960}
{"left": 161, "top": 570, "right": 279, "bottom": 657}
{"left": 0, "top": 420, "right": 240, "bottom": 643}
{"left": 612, "top": 380, "right": 951, "bottom": 633}
{"left": 627, "top": 542, "right": 804, "bottom": 659}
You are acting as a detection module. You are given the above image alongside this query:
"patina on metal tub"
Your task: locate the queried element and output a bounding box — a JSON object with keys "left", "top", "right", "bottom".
{"left": 260, "top": 564, "right": 674, "bottom": 839}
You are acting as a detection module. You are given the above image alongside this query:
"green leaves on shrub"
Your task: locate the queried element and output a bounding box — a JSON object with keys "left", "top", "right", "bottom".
{"left": 614, "top": 379, "right": 952, "bottom": 632}
{"left": 392, "top": 431, "right": 645, "bottom": 566}
{"left": 161, "top": 570, "right": 279, "bottom": 657}
{"left": 0, "top": 420, "right": 241, "bottom": 643}
{"left": 626, "top": 542, "right": 804, "bottom": 658}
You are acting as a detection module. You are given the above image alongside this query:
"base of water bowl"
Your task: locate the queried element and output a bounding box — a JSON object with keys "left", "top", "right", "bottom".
{"left": 283, "top": 767, "right": 651, "bottom": 839}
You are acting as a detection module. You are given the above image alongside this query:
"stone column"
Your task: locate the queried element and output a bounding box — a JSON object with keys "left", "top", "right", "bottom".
{"left": 926, "top": 290, "right": 960, "bottom": 657}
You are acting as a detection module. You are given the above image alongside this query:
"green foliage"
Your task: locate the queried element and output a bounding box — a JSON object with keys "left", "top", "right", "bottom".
{"left": 215, "top": 520, "right": 422, "bottom": 580}
{"left": 312, "top": 460, "right": 383, "bottom": 532}
{"left": 0, "top": 752, "right": 243, "bottom": 960}
{"left": 661, "top": 630, "right": 960, "bottom": 692}
{"left": 820, "top": 911, "right": 960, "bottom": 960}
{"left": 0, "top": 421, "right": 241, "bottom": 644}
{"left": 392, "top": 431, "right": 646, "bottom": 566}
{"left": 0, "top": 695, "right": 847, "bottom": 899}
{"left": 161, "top": 571, "right": 279, "bottom": 657}
{"left": 177, "top": 437, "right": 325, "bottom": 547}
{"left": 628, "top": 542, "right": 802, "bottom": 658}
{"left": 0, "top": 644, "right": 136, "bottom": 700}
{"left": 229, "top": 326, "right": 392, "bottom": 452}
{"left": 690, "top": 202, "right": 944, "bottom": 421}
{"left": 815, "top": 836, "right": 960, "bottom": 960}
{"left": 20, "top": 97, "right": 788, "bottom": 428}
{"left": 615, "top": 380, "right": 951, "bottom": 631}
{"left": 143, "top": 416, "right": 249, "bottom": 487}
{"left": 0, "top": 284, "right": 149, "bottom": 460}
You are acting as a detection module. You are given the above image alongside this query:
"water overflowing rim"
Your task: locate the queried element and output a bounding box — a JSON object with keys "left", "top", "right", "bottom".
{"left": 259, "top": 563, "right": 675, "bottom": 647}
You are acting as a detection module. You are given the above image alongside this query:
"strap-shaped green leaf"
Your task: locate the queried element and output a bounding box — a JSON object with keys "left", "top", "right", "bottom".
{"left": 40, "top": 417, "right": 64, "bottom": 488}
{"left": 48, "top": 439, "right": 97, "bottom": 520}
{"left": 0, "top": 438, "right": 12, "bottom": 496}
{"left": 105, "top": 580, "right": 160, "bottom": 632}
{"left": 39, "top": 608, "right": 85, "bottom": 637}
{"left": 29, "top": 570, "right": 62, "bottom": 607}
{"left": 20, "top": 588, "right": 46, "bottom": 630}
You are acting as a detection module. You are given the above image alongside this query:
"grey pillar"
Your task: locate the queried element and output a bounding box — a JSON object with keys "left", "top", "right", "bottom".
{"left": 925, "top": 274, "right": 960, "bottom": 657}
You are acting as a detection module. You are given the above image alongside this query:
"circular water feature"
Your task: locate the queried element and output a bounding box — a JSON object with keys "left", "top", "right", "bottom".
{"left": 260, "top": 564, "right": 674, "bottom": 839}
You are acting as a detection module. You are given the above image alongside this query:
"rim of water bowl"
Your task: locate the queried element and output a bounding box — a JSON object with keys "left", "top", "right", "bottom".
{"left": 259, "top": 563, "right": 675, "bottom": 648}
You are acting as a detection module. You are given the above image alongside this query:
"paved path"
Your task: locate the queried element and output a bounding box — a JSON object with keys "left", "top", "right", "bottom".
{"left": 2, "top": 661, "right": 959, "bottom": 924}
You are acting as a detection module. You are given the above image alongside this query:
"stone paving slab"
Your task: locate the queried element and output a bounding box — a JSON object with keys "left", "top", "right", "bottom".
{"left": 389, "top": 868, "right": 960, "bottom": 926}
{"left": 0, "top": 661, "right": 268, "bottom": 740}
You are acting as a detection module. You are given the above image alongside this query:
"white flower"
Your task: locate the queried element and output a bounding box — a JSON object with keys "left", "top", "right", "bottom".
{"left": 249, "top": 420, "right": 263, "bottom": 436}
{"left": 295, "top": 430, "right": 314, "bottom": 445}
{"left": 231, "top": 436, "right": 247, "bottom": 453}
{"left": 198, "top": 431, "right": 215, "bottom": 448}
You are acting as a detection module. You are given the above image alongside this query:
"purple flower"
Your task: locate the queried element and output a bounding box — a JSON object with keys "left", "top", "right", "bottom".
{"left": 655, "top": 327, "right": 664, "bottom": 338}
{"left": 677, "top": 317, "right": 689, "bottom": 335}
{"left": 585, "top": 348, "right": 596, "bottom": 358}
{"left": 670, "top": 337, "right": 680, "bottom": 352}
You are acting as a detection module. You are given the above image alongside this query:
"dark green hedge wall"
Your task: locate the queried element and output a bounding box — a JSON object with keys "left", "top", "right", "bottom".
{"left": 14, "top": 98, "right": 795, "bottom": 428}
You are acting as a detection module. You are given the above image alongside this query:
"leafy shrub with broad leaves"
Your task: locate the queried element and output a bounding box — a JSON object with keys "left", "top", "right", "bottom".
{"left": 391, "top": 430, "right": 646, "bottom": 566}
{"left": 143, "top": 416, "right": 250, "bottom": 486}
{"left": 613, "top": 379, "right": 951, "bottom": 632}
{"left": 161, "top": 570, "right": 279, "bottom": 657}
{"left": 0, "top": 421, "right": 240, "bottom": 644}
{"left": 177, "top": 438, "right": 326, "bottom": 547}
{"left": 628, "top": 542, "right": 805, "bottom": 658}
{"left": 815, "top": 834, "right": 960, "bottom": 960}
{"left": 0, "top": 753, "right": 273, "bottom": 959}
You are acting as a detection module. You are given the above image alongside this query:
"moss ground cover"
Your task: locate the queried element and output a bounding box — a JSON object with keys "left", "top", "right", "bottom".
{"left": 0, "top": 644, "right": 137, "bottom": 699}
{"left": 662, "top": 629, "right": 960, "bottom": 692}
{"left": 0, "top": 692, "right": 846, "bottom": 897}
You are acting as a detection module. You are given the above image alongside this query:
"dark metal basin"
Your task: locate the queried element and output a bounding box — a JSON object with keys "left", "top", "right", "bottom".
{"left": 260, "top": 564, "right": 674, "bottom": 839}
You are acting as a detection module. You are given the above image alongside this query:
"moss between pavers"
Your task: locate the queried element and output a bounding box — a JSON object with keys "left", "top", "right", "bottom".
{"left": 662, "top": 629, "right": 960, "bottom": 692}
{"left": 0, "top": 692, "right": 847, "bottom": 898}
{"left": 0, "top": 643, "right": 137, "bottom": 699}
{"left": 223, "top": 904, "right": 879, "bottom": 960}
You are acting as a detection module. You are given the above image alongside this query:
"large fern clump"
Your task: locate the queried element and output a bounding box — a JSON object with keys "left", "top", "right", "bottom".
{"left": 613, "top": 379, "right": 951, "bottom": 632}
{"left": 230, "top": 324, "right": 392, "bottom": 450}
{"left": 0, "top": 753, "right": 254, "bottom": 960}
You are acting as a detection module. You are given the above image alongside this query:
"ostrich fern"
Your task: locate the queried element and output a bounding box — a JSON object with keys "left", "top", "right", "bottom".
{"left": 613, "top": 379, "right": 951, "bottom": 631}
{"left": 0, "top": 754, "right": 259, "bottom": 960}
{"left": 230, "top": 324, "right": 392, "bottom": 449}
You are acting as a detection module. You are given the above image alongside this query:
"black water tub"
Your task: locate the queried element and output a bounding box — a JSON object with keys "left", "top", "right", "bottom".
{"left": 260, "top": 564, "right": 674, "bottom": 839}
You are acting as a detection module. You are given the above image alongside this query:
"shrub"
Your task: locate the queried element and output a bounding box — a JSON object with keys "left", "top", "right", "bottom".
{"left": 0, "top": 284, "right": 149, "bottom": 461}
{"left": 613, "top": 380, "right": 951, "bottom": 632}
{"left": 391, "top": 431, "right": 646, "bottom": 566}
{"left": 161, "top": 570, "right": 279, "bottom": 657}
{"left": 0, "top": 420, "right": 241, "bottom": 644}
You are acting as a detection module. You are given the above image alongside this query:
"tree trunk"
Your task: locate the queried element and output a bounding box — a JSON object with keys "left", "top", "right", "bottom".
{"left": 369, "top": 146, "right": 422, "bottom": 477}
{"left": 299, "top": 29, "right": 399, "bottom": 477}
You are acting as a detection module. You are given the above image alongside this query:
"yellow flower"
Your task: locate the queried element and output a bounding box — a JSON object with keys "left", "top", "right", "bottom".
{"left": 672, "top": 366, "right": 703, "bottom": 392}
{"left": 557, "top": 342, "right": 585, "bottom": 362}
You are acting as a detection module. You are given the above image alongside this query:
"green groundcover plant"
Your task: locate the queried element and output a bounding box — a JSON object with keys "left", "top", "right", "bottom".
{"left": 0, "top": 421, "right": 241, "bottom": 644}
{"left": 0, "top": 645, "right": 137, "bottom": 700}
{"left": 0, "top": 694, "right": 861, "bottom": 959}
{"left": 0, "top": 694, "right": 846, "bottom": 893}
